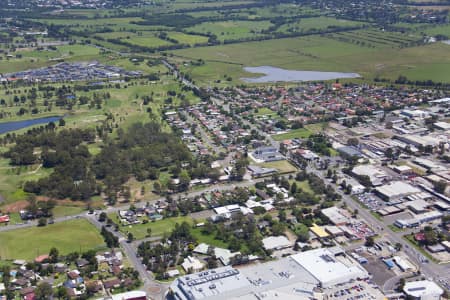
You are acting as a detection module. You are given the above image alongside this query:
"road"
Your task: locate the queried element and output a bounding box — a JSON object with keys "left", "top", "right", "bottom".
{"left": 0, "top": 178, "right": 267, "bottom": 300}
{"left": 185, "top": 112, "right": 223, "bottom": 155}
{"left": 304, "top": 164, "right": 450, "bottom": 292}
{"left": 162, "top": 59, "right": 450, "bottom": 294}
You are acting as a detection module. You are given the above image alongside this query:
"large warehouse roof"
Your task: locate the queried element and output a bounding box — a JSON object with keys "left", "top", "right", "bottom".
{"left": 403, "top": 280, "right": 443, "bottom": 299}
{"left": 375, "top": 181, "right": 421, "bottom": 200}
{"left": 290, "top": 247, "right": 369, "bottom": 287}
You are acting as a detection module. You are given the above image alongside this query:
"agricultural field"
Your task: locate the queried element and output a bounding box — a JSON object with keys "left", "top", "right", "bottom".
{"left": 166, "top": 32, "right": 209, "bottom": 45}
{"left": 172, "top": 34, "right": 450, "bottom": 84}
{"left": 422, "top": 24, "right": 450, "bottom": 36}
{"left": 276, "top": 17, "right": 366, "bottom": 34}
{"left": 0, "top": 219, "right": 104, "bottom": 260}
{"left": 0, "top": 44, "right": 102, "bottom": 73}
{"left": 186, "top": 20, "right": 272, "bottom": 41}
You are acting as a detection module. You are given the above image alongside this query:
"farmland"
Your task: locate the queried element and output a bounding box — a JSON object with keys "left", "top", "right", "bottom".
{"left": 186, "top": 20, "right": 272, "bottom": 41}
{"left": 172, "top": 34, "right": 450, "bottom": 84}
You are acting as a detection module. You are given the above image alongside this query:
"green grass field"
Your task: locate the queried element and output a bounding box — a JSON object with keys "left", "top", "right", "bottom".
{"left": 258, "top": 160, "right": 297, "bottom": 174}
{"left": 272, "top": 128, "right": 312, "bottom": 141}
{"left": 0, "top": 219, "right": 104, "bottom": 260}
{"left": 167, "top": 32, "right": 208, "bottom": 45}
{"left": 186, "top": 20, "right": 272, "bottom": 41}
{"left": 191, "top": 227, "right": 229, "bottom": 248}
{"left": 276, "top": 17, "right": 365, "bottom": 34}
{"left": 110, "top": 214, "right": 193, "bottom": 240}
{"left": 172, "top": 34, "right": 450, "bottom": 83}
{"left": 52, "top": 206, "right": 86, "bottom": 218}
{"left": 254, "top": 107, "right": 276, "bottom": 116}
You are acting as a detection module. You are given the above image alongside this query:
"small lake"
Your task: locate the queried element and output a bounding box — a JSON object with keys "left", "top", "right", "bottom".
{"left": 241, "top": 66, "right": 361, "bottom": 83}
{"left": 0, "top": 116, "right": 62, "bottom": 134}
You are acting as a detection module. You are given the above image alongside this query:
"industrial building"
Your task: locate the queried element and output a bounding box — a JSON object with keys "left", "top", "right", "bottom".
{"left": 98, "top": 291, "right": 147, "bottom": 300}
{"left": 352, "top": 164, "right": 388, "bottom": 186}
{"left": 403, "top": 280, "right": 444, "bottom": 300}
{"left": 394, "top": 211, "right": 443, "bottom": 228}
{"left": 375, "top": 181, "right": 421, "bottom": 201}
{"left": 251, "top": 146, "right": 284, "bottom": 162}
{"left": 290, "top": 247, "right": 369, "bottom": 288}
{"left": 262, "top": 236, "right": 292, "bottom": 251}
{"left": 321, "top": 207, "right": 351, "bottom": 225}
{"left": 167, "top": 247, "right": 378, "bottom": 300}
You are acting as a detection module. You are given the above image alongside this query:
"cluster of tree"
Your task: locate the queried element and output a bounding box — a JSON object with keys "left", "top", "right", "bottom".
{"left": 101, "top": 226, "right": 119, "bottom": 248}
{"left": 304, "top": 133, "right": 332, "bottom": 156}
{"left": 137, "top": 221, "right": 195, "bottom": 279}
{"left": 393, "top": 75, "right": 450, "bottom": 89}
{"left": 202, "top": 214, "right": 265, "bottom": 256}
{"left": 4, "top": 120, "right": 192, "bottom": 201}
{"left": 14, "top": 128, "right": 98, "bottom": 200}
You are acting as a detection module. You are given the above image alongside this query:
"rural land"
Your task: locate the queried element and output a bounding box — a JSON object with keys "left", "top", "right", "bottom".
{"left": 0, "top": 0, "right": 449, "bottom": 300}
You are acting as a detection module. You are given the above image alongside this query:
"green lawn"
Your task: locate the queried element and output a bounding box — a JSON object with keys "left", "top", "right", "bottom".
{"left": 110, "top": 214, "right": 193, "bottom": 240}
{"left": 272, "top": 128, "right": 312, "bottom": 141}
{"left": 186, "top": 20, "right": 272, "bottom": 41}
{"left": 0, "top": 219, "right": 104, "bottom": 260}
{"left": 295, "top": 180, "right": 314, "bottom": 194}
{"left": 167, "top": 32, "right": 208, "bottom": 45}
{"left": 255, "top": 107, "right": 276, "bottom": 116}
{"left": 276, "top": 16, "right": 365, "bottom": 34}
{"left": 191, "top": 227, "right": 229, "bottom": 248}
{"left": 258, "top": 160, "right": 297, "bottom": 174}
{"left": 52, "top": 206, "right": 86, "bottom": 218}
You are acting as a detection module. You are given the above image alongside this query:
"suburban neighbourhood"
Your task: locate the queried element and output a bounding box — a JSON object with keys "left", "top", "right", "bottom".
{"left": 0, "top": 0, "right": 450, "bottom": 300}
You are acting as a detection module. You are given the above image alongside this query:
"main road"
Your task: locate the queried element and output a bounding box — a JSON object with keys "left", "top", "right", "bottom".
{"left": 304, "top": 164, "right": 450, "bottom": 292}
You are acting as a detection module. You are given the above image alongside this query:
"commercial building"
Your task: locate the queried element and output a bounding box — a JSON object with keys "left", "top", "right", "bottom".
{"left": 375, "top": 181, "right": 421, "bottom": 201}
{"left": 247, "top": 165, "right": 277, "bottom": 177}
{"left": 352, "top": 164, "right": 388, "bottom": 186}
{"left": 290, "top": 247, "right": 369, "bottom": 287}
{"left": 262, "top": 236, "right": 292, "bottom": 251}
{"left": 309, "top": 223, "right": 330, "bottom": 239}
{"left": 392, "top": 256, "right": 415, "bottom": 272}
{"left": 403, "top": 280, "right": 443, "bottom": 300}
{"left": 337, "top": 146, "right": 363, "bottom": 158}
{"left": 321, "top": 207, "right": 351, "bottom": 225}
{"left": 394, "top": 134, "right": 442, "bottom": 148}
{"left": 98, "top": 291, "right": 147, "bottom": 300}
{"left": 251, "top": 146, "right": 284, "bottom": 162}
{"left": 193, "top": 243, "right": 241, "bottom": 266}
{"left": 182, "top": 256, "right": 205, "bottom": 273}
{"left": 168, "top": 247, "right": 376, "bottom": 300}
{"left": 406, "top": 199, "right": 431, "bottom": 214}
{"left": 394, "top": 211, "right": 443, "bottom": 228}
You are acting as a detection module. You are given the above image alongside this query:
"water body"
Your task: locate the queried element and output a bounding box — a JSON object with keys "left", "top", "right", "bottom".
{"left": 0, "top": 116, "right": 62, "bottom": 134}
{"left": 241, "top": 66, "right": 361, "bottom": 83}
{"left": 442, "top": 40, "right": 450, "bottom": 45}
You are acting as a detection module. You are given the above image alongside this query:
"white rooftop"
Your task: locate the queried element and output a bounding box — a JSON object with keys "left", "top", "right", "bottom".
{"left": 262, "top": 236, "right": 292, "bottom": 250}
{"left": 290, "top": 247, "right": 369, "bottom": 287}
{"left": 376, "top": 181, "right": 421, "bottom": 198}
{"left": 321, "top": 207, "right": 351, "bottom": 225}
{"left": 403, "top": 280, "right": 443, "bottom": 299}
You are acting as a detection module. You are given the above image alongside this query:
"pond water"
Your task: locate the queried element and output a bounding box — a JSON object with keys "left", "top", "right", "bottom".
{"left": 241, "top": 66, "right": 361, "bottom": 83}
{"left": 442, "top": 40, "right": 450, "bottom": 45}
{"left": 0, "top": 116, "right": 62, "bottom": 134}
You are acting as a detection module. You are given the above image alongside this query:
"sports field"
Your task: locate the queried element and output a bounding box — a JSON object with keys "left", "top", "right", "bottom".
{"left": 0, "top": 219, "right": 104, "bottom": 260}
